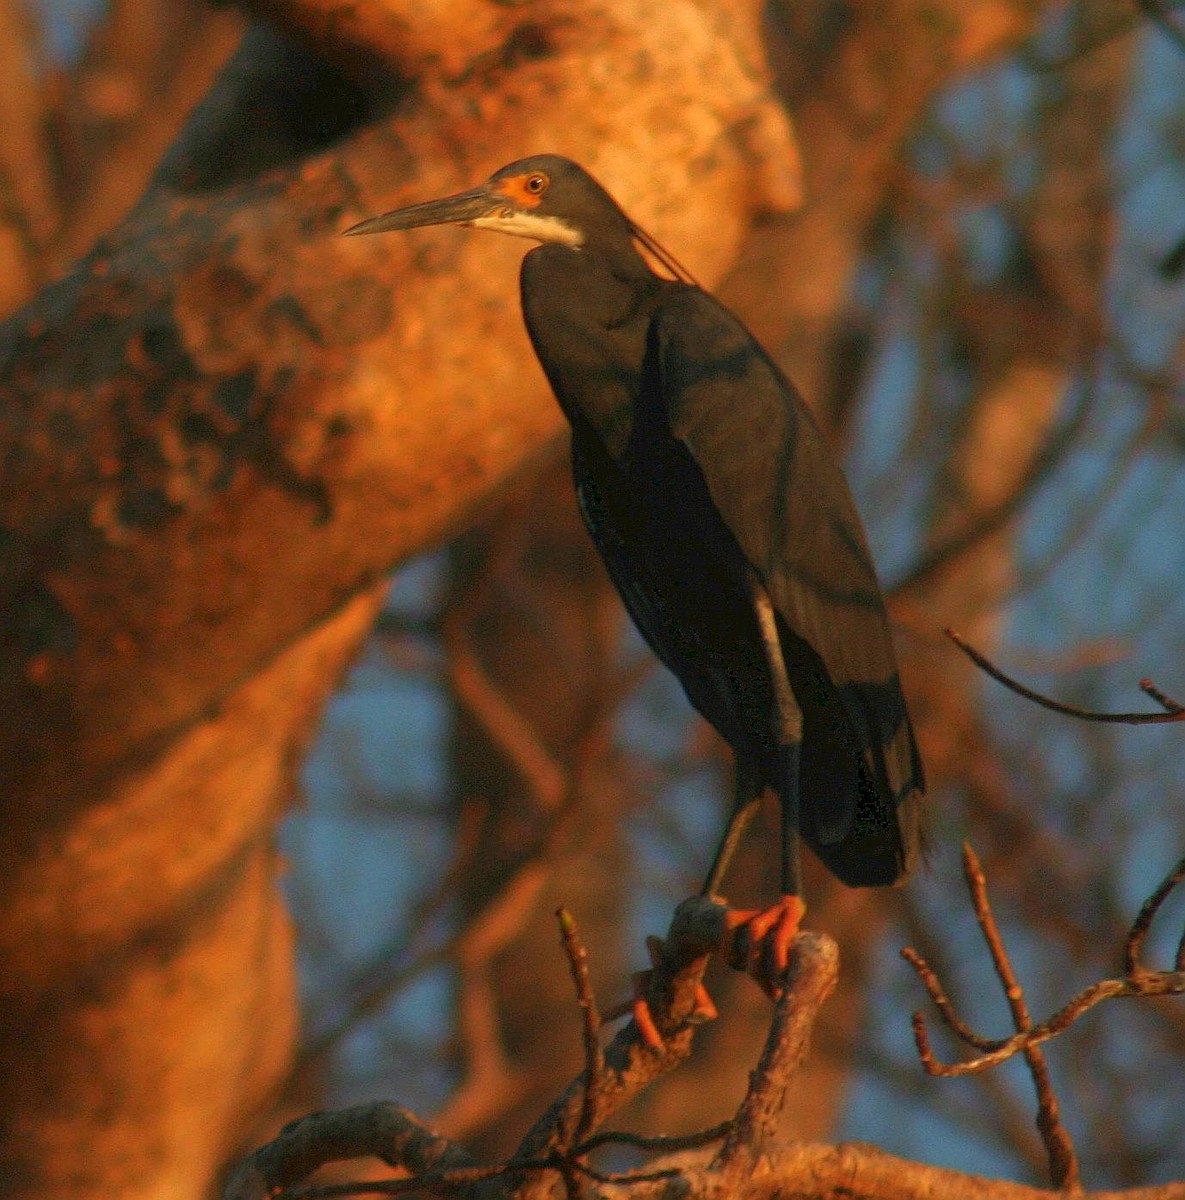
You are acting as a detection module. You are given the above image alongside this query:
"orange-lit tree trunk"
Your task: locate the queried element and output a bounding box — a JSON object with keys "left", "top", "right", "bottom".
{"left": 0, "top": 5, "right": 794, "bottom": 1197}
{"left": 0, "top": 0, "right": 1074, "bottom": 1195}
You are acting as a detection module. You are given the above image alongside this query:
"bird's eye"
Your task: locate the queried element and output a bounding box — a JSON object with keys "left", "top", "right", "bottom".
{"left": 525, "top": 173, "right": 548, "bottom": 195}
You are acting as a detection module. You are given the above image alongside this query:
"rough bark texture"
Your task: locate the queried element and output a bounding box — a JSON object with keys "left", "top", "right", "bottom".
{"left": 0, "top": 4, "right": 794, "bottom": 1197}
{"left": 0, "top": 0, "right": 1096, "bottom": 1196}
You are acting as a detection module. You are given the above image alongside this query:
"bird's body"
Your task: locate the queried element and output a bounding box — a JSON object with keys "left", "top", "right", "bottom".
{"left": 346, "top": 155, "right": 924, "bottom": 984}
{"left": 520, "top": 237, "right": 922, "bottom": 887}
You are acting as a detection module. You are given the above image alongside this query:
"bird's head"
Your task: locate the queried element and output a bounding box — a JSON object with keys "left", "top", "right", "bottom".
{"left": 344, "top": 155, "right": 626, "bottom": 250}
{"left": 344, "top": 155, "right": 693, "bottom": 282}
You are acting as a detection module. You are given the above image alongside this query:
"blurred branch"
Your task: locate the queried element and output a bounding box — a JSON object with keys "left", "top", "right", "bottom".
{"left": 289, "top": 805, "right": 563, "bottom": 1092}
{"left": 1137, "top": 0, "right": 1185, "bottom": 57}
{"left": 891, "top": 379, "right": 1089, "bottom": 600}
{"left": 444, "top": 611, "right": 570, "bottom": 813}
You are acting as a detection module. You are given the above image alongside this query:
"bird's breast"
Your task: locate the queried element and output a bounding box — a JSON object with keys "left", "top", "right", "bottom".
{"left": 520, "top": 248, "right": 663, "bottom": 457}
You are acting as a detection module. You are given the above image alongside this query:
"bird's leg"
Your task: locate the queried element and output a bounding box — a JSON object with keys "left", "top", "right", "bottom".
{"left": 700, "top": 755, "right": 764, "bottom": 900}
{"left": 722, "top": 572, "right": 807, "bottom": 997}
{"left": 615, "top": 761, "right": 762, "bottom": 1050}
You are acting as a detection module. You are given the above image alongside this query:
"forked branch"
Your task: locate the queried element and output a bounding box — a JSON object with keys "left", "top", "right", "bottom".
{"left": 903, "top": 847, "right": 1185, "bottom": 1187}
{"left": 222, "top": 902, "right": 839, "bottom": 1200}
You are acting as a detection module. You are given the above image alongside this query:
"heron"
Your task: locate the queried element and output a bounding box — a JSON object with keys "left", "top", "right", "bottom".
{"left": 345, "top": 155, "right": 924, "bottom": 1037}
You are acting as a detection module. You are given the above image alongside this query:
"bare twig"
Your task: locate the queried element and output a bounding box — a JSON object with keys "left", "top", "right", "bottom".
{"left": 904, "top": 853, "right": 1185, "bottom": 1079}
{"left": 899, "top": 945, "right": 1000, "bottom": 1052}
{"left": 961, "top": 844, "right": 1080, "bottom": 1190}
{"left": 555, "top": 908, "right": 606, "bottom": 1158}
{"left": 574, "top": 1122, "right": 733, "bottom": 1156}
{"left": 946, "top": 629, "right": 1185, "bottom": 724}
{"left": 1126, "top": 855, "right": 1185, "bottom": 978}
{"left": 1139, "top": 678, "right": 1185, "bottom": 715}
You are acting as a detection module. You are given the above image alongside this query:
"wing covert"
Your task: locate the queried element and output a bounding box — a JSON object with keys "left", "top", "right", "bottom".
{"left": 651, "top": 287, "right": 922, "bottom": 807}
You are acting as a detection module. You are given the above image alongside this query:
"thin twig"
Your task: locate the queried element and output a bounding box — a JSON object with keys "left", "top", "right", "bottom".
{"left": 1126, "top": 854, "right": 1185, "bottom": 977}
{"left": 574, "top": 1121, "right": 734, "bottom": 1156}
{"left": 946, "top": 628, "right": 1185, "bottom": 724}
{"left": 904, "top": 853, "right": 1185, "bottom": 1078}
{"left": 1140, "top": 678, "right": 1185, "bottom": 714}
{"left": 962, "top": 844, "right": 1080, "bottom": 1190}
{"left": 899, "top": 946, "right": 1000, "bottom": 1051}
{"left": 912, "top": 973, "right": 1185, "bottom": 1077}
{"left": 556, "top": 908, "right": 605, "bottom": 1154}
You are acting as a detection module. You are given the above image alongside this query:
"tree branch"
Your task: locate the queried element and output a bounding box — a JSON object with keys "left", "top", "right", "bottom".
{"left": 946, "top": 629, "right": 1185, "bottom": 724}
{"left": 904, "top": 850, "right": 1185, "bottom": 1077}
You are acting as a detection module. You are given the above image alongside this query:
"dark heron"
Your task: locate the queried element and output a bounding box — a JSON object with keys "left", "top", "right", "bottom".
{"left": 346, "top": 155, "right": 924, "bottom": 1027}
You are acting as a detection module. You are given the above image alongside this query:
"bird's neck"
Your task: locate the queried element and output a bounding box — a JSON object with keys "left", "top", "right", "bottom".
{"left": 520, "top": 245, "right": 665, "bottom": 456}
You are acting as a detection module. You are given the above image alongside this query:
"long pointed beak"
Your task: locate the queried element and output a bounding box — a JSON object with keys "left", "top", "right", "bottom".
{"left": 343, "top": 186, "right": 501, "bottom": 237}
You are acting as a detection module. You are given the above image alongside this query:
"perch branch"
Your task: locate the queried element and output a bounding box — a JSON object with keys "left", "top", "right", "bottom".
{"left": 715, "top": 932, "right": 839, "bottom": 1171}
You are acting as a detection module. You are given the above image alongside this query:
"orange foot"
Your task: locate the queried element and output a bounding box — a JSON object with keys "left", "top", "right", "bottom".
{"left": 604, "top": 935, "right": 718, "bottom": 1050}
{"left": 723, "top": 894, "right": 806, "bottom": 998}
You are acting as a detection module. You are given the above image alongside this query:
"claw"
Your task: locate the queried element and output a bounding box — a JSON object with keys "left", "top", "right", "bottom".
{"left": 630, "top": 976, "right": 665, "bottom": 1050}
{"left": 607, "top": 934, "right": 719, "bottom": 1049}
{"left": 723, "top": 894, "right": 806, "bottom": 997}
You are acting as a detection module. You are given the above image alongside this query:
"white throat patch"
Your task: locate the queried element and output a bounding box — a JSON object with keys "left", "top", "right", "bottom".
{"left": 470, "top": 210, "right": 585, "bottom": 248}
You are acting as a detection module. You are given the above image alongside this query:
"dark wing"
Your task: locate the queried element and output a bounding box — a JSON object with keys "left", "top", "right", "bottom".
{"left": 571, "top": 424, "right": 768, "bottom": 759}
{"left": 651, "top": 287, "right": 924, "bottom": 877}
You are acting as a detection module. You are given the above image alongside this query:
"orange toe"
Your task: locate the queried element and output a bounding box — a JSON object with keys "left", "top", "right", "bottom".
{"left": 722, "top": 895, "right": 806, "bottom": 997}
{"left": 691, "top": 981, "right": 718, "bottom": 1023}
{"left": 631, "top": 995, "right": 664, "bottom": 1050}
{"left": 764, "top": 894, "right": 806, "bottom": 976}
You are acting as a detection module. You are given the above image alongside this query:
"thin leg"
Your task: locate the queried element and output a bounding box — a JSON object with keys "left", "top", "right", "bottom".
{"left": 780, "top": 743, "right": 803, "bottom": 899}
{"left": 701, "top": 755, "right": 763, "bottom": 899}
{"left": 747, "top": 570, "right": 804, "bottom": 898}
{"left": 717, "top": 572, "right": 807, "bottom": 995}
